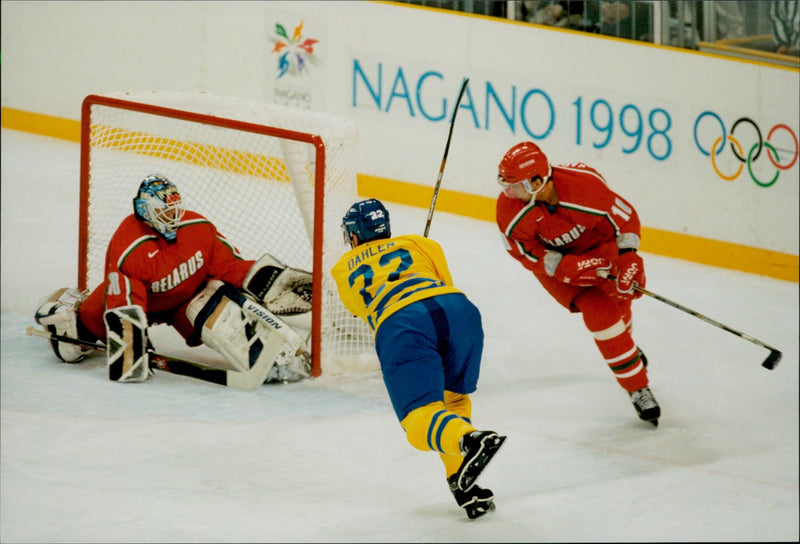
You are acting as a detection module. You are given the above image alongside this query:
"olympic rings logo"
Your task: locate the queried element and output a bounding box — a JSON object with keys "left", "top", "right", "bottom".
{"left": 693, "top": 112, "right": 798, "bottom": 187}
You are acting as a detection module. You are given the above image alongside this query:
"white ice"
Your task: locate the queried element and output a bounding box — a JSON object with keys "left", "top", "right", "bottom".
{"left": 1, "top": 128, "right": 798, "bottom": 543}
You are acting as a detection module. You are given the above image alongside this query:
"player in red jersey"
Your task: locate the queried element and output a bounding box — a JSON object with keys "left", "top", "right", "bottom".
{"left": 494, "top": 142, "right": 660, "bottom": 426}
{"left": 35, "top": 174, "right": 313, "bottom": 384}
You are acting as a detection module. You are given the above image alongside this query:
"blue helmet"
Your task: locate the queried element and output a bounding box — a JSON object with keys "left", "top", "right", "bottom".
{"left": 132, "top": 174, "right": 185, "bottom": 242}
{"left": 341, "top": 199, "right": 391, "bottom": 247}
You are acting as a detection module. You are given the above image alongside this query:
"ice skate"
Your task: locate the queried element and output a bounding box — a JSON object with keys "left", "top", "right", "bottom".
{"left": 629, "top": 385, "right": 660, "bottom": 426}
{"left": 448, "top": 474, "right": 495, "bottom": 520}
{"left": 454, "top": 430, "right": 506, "bottom": 492}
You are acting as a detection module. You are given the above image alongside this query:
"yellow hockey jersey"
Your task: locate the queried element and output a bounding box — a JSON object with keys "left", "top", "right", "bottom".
{"left": 330, "top": 234, "right": 462, "bottom": 332}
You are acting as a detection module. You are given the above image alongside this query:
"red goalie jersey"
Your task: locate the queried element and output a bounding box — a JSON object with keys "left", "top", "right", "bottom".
{"left": 496, "top": 162, "right": 641, "bottom": 277}
{"left": 77, "top": 210, "right": 254, "bottom": 343}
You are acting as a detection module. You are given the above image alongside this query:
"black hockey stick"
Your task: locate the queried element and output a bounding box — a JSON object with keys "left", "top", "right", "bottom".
{"left": 424, "top": 77, "right": 469, "bottom": 238}
{"left": 598, "top": 273, "right": 782, "bottom": 370}
{"left": 26, "top": 326, "right": 259, "bottom": 389}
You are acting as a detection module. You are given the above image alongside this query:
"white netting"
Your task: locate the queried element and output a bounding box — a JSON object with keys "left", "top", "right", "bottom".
{"left": 81, "top": 90, "right": 377, "bottom": 375}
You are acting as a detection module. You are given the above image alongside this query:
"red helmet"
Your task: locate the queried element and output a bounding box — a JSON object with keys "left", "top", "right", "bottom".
{"left": 498, "top": 141, "right": 552, "bottom": 185}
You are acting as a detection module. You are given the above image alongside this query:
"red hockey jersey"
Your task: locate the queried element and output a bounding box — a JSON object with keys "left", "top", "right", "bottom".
{"left": 495, "top": 162, "right": 641, "bottom": 275}
{"left": 78, "top": 210, "right": 254, "bottom": 341}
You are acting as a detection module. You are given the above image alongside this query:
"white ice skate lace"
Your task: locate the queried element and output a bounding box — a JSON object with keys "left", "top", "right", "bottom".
{"left": 632, "top": 387, "right": 657, "bottom": 410}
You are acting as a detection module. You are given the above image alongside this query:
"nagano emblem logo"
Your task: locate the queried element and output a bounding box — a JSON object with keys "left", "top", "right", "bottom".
{"left": 270, "top": 21, "right": 319, "bottom": 79}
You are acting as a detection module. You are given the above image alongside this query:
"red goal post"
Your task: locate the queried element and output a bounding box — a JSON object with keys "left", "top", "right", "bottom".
{"left": 78, "top": 91, "right": 377, "bottom": 377}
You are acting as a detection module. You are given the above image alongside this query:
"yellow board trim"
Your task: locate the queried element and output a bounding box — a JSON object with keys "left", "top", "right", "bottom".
{"left": 1, "top": 108, "right": 81, "bottom": 142}
{"left": 3, "top": 107, "right": 796, "bottom": 282}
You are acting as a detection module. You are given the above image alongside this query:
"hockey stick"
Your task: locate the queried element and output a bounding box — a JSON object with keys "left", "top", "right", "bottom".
{"left": 424, "top": 77, "right": 470, "bottom": 238}
{"left": 26, "top": 326, "right": 266, "bottom": 390}
{"left": 597, "top": 273, "right": 782, "bottom": 370}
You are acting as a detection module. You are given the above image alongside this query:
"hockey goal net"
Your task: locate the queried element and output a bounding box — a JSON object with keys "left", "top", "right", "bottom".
{"left": 79, "top": 90, "right": 377, "bottom": 377}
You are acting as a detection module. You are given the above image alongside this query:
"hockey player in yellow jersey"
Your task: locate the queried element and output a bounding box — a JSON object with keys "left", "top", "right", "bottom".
{"left": 331, "top": 198, "right": 506, "bottom": 519}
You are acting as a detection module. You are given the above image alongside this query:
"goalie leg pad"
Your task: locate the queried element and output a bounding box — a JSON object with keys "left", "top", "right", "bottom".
{"left": 243, "top": 253, "right": 312, "bottom": 316}
{"left": 237, "top": 294, "right": 312, "bottom": 383}
{"left": 187, "top": 281, "right": 311, "bottom": 383}
{"left": 186, "top": 281, "right": 264, "bottom": 374}
{"left": 35, "top": 287, "right": 88, "bottom": 363}
{"left": 104, "top": 305, "right": 149, "bottom": 382}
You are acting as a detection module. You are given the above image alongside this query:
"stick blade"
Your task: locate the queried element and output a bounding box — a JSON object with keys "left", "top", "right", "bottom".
{"left": 762, "top": 349, "right": 782, "bottom": 370}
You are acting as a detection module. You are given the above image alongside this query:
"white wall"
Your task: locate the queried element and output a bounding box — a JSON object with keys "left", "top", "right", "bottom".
{"left": 2, "top": 0, "right": 798, "bottom": 255}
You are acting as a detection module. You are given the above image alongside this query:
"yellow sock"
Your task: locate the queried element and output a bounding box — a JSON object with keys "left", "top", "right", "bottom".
{"left": 400, "top": 399, "right": 476, "bottom": 456}
{"left": 440, "top": 391, "right": 473, "bottom": 477}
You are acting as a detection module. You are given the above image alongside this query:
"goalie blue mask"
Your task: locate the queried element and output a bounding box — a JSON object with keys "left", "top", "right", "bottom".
{"left": 342, "top": 199, "right": 391, "bottom": 248}
{"left": 133, "top": 175, "right": 185, "bottom": 242}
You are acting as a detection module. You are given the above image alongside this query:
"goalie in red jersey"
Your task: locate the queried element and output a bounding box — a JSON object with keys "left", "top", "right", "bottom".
{"left": 494, "top": 142, "right": 660, "bottom": 426}
{"left": 34, "top": 174, "right": 313, "bottom": 385}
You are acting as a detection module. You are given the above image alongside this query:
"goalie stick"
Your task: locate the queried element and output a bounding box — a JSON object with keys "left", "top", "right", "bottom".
{"left": 424, "top": 77, "right": 470, "bottom": 238}
{"left": 26, "top": 326, "right": 268, "bottom": 390}
{"left": 598, "top": 272, "right": 782, "bottom": 370}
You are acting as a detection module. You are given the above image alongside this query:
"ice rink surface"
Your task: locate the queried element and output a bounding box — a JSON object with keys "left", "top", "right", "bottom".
{"left": 1, "top": 128, "right": 798, "bottom": 543}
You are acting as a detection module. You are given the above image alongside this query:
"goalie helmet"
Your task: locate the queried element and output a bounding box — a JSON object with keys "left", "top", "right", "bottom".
{"left": 497, "top": 141, "right": 552, "bottom": 196}
{"left": 341, "top": 199, "right": 391, "bottom": 247}
{"left": 132, "top": 174, "right": 185, "bottom": 242}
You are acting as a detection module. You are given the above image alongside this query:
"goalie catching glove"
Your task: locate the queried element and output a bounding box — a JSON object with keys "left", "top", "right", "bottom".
{"left": 243, "top": 253, "right": 312, "bottom": 316}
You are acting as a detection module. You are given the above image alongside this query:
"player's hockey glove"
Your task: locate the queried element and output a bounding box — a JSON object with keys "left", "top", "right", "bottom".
{"left": 544, "top": 251, "right": 610, "bottom": 287}
{"left": 615, "top": 249, "right": 645, "bottom": 299}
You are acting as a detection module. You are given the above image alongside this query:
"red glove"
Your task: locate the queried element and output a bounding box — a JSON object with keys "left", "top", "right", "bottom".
{"left": 551, "top": 253, "right": 611, "bottom": 287}
{"left": 615, "top": 250, "right": 645, "bottom": 298}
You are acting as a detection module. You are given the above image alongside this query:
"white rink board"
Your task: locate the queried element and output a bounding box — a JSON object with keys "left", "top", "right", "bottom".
{"left": 1, "top": 0, "right": 798, "bottom": 254}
